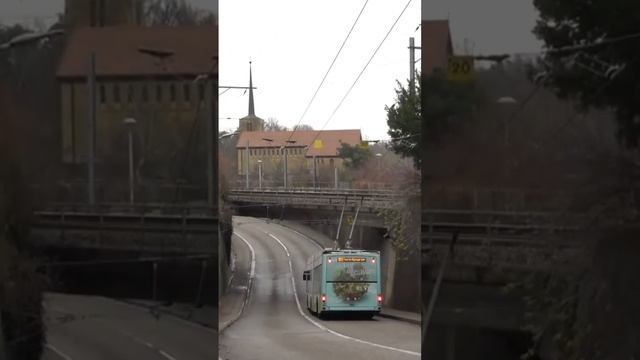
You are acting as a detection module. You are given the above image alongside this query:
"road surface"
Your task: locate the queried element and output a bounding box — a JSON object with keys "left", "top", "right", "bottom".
{"left": 219, "top": 217, "right": 421, "bottom": 360}
{"left": 42, "top": 293, "right": 217, "bottom": 360}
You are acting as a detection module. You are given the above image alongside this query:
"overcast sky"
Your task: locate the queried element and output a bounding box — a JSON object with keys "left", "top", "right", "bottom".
{"left": 220, "top": 0, "right": 420, "bottom": 140}
{"left": 0, "top": 0, "right": 218, "bottom": 28}
{"left": 422, "top": 0, "right": 542, "bottom": 56}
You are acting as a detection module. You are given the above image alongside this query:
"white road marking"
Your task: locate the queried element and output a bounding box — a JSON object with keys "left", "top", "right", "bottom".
{"left": 46, "top": 344, "right": 73, "bottom": 360}
{"left": 266, "top": 232, "right": 420, "bottom": 357}
{"left": 219, "top": 231, "right": 256, "bottom": 332}
{"left": 120, "top": 329, "right": 177, "bottom": 360}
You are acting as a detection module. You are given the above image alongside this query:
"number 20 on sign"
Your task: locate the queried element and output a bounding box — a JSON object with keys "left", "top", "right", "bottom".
{"left": 447, "top": 56, "right": 474, "bottom": 82}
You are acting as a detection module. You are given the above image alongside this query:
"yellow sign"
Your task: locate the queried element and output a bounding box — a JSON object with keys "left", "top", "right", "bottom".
{"left": 346, "top": 215, "right": 353, "bottom": 225}
{"left": 337, "top": 257, "right": 366, "bottom": 263}
{"left": 447, "top": 56, "right": 474, "bottom": 82}
{"left": 313, "top": 139, "right": 323, "bottom": 149}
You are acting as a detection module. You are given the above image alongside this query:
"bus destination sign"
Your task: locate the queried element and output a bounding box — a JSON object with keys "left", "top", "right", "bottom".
{"left": 337, "top": 257, "right": 366, "bottom": 263}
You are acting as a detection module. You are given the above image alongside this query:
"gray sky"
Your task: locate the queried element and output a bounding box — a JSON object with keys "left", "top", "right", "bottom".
{"left": 422, "top": 0, "right": 542, "bottom": 56}
{"left": 220, "top": 0, "right": 420, "bottom": 140}
{"left": 0, "top": 0, "right": 218, "bottom": 28}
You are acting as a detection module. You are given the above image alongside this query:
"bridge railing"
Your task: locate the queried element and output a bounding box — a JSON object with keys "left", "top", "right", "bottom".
{"left": 38, "top": 202, "right": 217, "bottom": 217}
{"left": 422, "top": 208, "right": 587, "bottom": 249}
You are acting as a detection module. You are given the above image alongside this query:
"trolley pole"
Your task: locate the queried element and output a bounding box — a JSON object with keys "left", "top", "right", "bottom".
{"left": 334, "top": 197, "right": 347, "bottom": 250}
{"left": 346, "top": 196, "right": 364, "bottom": 249}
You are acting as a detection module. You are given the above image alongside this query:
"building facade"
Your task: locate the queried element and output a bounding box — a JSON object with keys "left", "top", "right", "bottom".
{"left": 422, "top": 19, "right": 453, "bottom": 76}
{"left": 56, "top": 25, "right": 218, "bottom": 165}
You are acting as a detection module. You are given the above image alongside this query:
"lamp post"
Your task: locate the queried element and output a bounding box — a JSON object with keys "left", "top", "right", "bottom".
{"left": 284, "top": 140, "right": 296, "bottom": 188}
{"left": 123, "top": 117, "right": 137, "bottom": 205}
{"left": 262, "top": 137, "right": 274, "bottom": 187}
{"left": 257, "top": 160, "right": 263, "bottom": 189}
{"left": 497, "top": 96, "right": 517, "bottom": 146}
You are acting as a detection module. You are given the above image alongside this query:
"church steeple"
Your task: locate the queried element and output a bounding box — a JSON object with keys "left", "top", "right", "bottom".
{"left": 248, "top": 60, "right": 255, "bottom": 116}
{"left": 238, "top": 60, "right": 265, "bottom": 132}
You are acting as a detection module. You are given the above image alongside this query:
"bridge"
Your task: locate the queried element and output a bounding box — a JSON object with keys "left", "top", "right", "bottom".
{"left": 421, "top": 207, "right": 588, "bottom": 357}
{"left": 226, "top": 187, "right": 416, "bottom": 228}
{"left": 28, "top": 203, "right": 218, "bottom": 254}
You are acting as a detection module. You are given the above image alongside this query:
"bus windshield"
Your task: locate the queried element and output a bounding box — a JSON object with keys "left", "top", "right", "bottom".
{"left": 326, "top": 255, "right": 377, "bottom": 282}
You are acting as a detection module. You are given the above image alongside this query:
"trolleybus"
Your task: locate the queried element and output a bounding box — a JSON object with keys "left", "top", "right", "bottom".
{"left": 303, "top": 248, "right": 382, "bottom": 319}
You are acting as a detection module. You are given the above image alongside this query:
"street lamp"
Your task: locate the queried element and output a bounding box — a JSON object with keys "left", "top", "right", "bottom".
{"left": 497, "top": 96, "right": 517, "bottom": 146}
{"left": 257, "top": 160, "right": 263, "bottom": 189}
{"left": 123, "top": 117, "right": 137, "bottom": 205}
{"left": 283, "top": 140, "right": 296, "bottom": 188}
{"left": 375, "top": 153, "right": 382, "bottom": 171}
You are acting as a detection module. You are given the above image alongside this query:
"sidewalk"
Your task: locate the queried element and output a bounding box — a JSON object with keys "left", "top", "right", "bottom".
{"left": 275, "top": 219, "right": 422, "bottom": 326}
{"left": 124, "top": 299, "right": 217, "bottom": 328}
{"left": 219, "top": 232, "right": 252, "bottom": 332}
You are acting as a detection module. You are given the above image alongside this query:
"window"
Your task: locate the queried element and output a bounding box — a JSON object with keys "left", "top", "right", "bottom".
{"left": 127, "top": 84, "right": 134, "bottom": 103}
{"left": 183, "top": 83, "right": 191, "bottom": 102}
{"left": 141, "top": 85, "right": 148, "bottom": 102}
{"left": 113, "top": 84, "right": 120, "bottom": 103}
{"left": 170, "top": 83, "right": 176, "bottom": 102}
{"left": 99, "top": 85, "right": 106, "bottom": 104}
{"left": 156, "top": 84, "right": 162, "bottom": 102}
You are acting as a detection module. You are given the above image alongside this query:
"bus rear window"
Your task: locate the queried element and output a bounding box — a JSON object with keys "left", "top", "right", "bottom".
{"left": 326, "top": 256, "right": 377, "bottom": 282}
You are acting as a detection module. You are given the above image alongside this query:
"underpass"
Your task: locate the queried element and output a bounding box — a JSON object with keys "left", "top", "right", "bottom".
{"left": 219, "top": 217, "right": 420, "bottom": 360}
{"left": 422, "top": 208, "right": 586, "bottom": 358}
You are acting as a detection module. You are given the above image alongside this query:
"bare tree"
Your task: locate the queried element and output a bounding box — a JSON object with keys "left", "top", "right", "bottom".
{"left": 264, "top": 118, "right": 289, "bottom": 132}
{"left": 293, "top": 124, "right": 313, "bottom": 131}
{"left": 143, "top": 0, "right": 216, "bottom": 26}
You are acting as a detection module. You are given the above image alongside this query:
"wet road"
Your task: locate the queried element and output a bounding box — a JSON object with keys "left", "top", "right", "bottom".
{"left": 42, "top": 293, "right": 217, "bottom": 360}
{"left": 219, "top": 217, "right": 421, "bottom": 360}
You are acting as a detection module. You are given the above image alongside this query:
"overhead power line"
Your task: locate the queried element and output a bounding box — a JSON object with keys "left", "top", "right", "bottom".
{"left": 309, "top": 0, "right": 414, "bottom": 147}
{"left": 286, "top": 0, "right": 370, "bottom": 142}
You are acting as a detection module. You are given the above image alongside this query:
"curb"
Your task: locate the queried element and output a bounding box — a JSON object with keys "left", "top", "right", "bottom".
{"left": 219, "top": 231, "right": 254, "bottom": 333}
{"left": 118, "top": 299, "right": 216, "bottom": 329}
{"left": 377, "top": 311, "right": 421, "bottom": 325}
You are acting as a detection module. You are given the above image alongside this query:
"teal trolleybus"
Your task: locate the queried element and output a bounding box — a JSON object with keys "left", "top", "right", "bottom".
{"left": 303, "top": 249, "right": 382, "bottom": 319}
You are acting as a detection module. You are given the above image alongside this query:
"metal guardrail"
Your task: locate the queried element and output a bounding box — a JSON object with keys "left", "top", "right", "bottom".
{"left": 421, "top": 208, "right": 586, "bottom": 255}
{"left": 227, "top": 187, "right": 416, "bottom": 210}
{"left": 39, "top": 202, "right": 217, "bottom": 217}
{"left": 32, "top": 203, "right": 218, "bottom": 235}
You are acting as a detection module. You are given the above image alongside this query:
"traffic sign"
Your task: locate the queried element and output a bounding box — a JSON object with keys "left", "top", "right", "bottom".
{"left": 313, "top": 139, "right": 323, "bottom": 149}
{"left": 347, "top": 215, "right": 353, "bottom": 225}
{"left": 447, "top": 56, "right": 474, "bottom": 82}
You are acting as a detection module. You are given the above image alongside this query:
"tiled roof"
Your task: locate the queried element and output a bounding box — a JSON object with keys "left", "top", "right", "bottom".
{"left": 236, "top": 129, "right": 362, "bottom": 157}
{"left": 422, "top": 20, "right": 453, "bottom": 75}
{"left": 57, "top": 25, "right": 217, "bottom": 79}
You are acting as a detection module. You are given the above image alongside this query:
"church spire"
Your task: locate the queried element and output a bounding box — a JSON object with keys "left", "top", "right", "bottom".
{"left": 248, "top": 60, "right": 255, "bottom": 117}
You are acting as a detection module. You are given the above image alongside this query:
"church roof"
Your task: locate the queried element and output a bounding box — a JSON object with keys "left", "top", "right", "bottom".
{"left": 236, "top": 129, "right": 362, "bottom": 157}
{"left": 57, "top": 25, "right": 218, "bottom": 79}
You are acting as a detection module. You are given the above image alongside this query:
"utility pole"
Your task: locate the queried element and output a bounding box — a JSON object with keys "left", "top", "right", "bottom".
{"left": 312, "top": 155, "right": 317, "bottom": 189}
{"left": 87, "top": 52, "right": 96, "bottom": 205}
{"left": 409, "top": 37, "right": 421, "bottom": 96}
{"left": 409, "top": 37, "right": 415, "bottom": 95}
{"left": 283, "top": 146, "right": 287, "bottom": 188}
{"left": 205, "top": 77, "right": 214, "bottom": 207}
{"left": 334, "top": 167, "right": 338, "bottom": 189}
